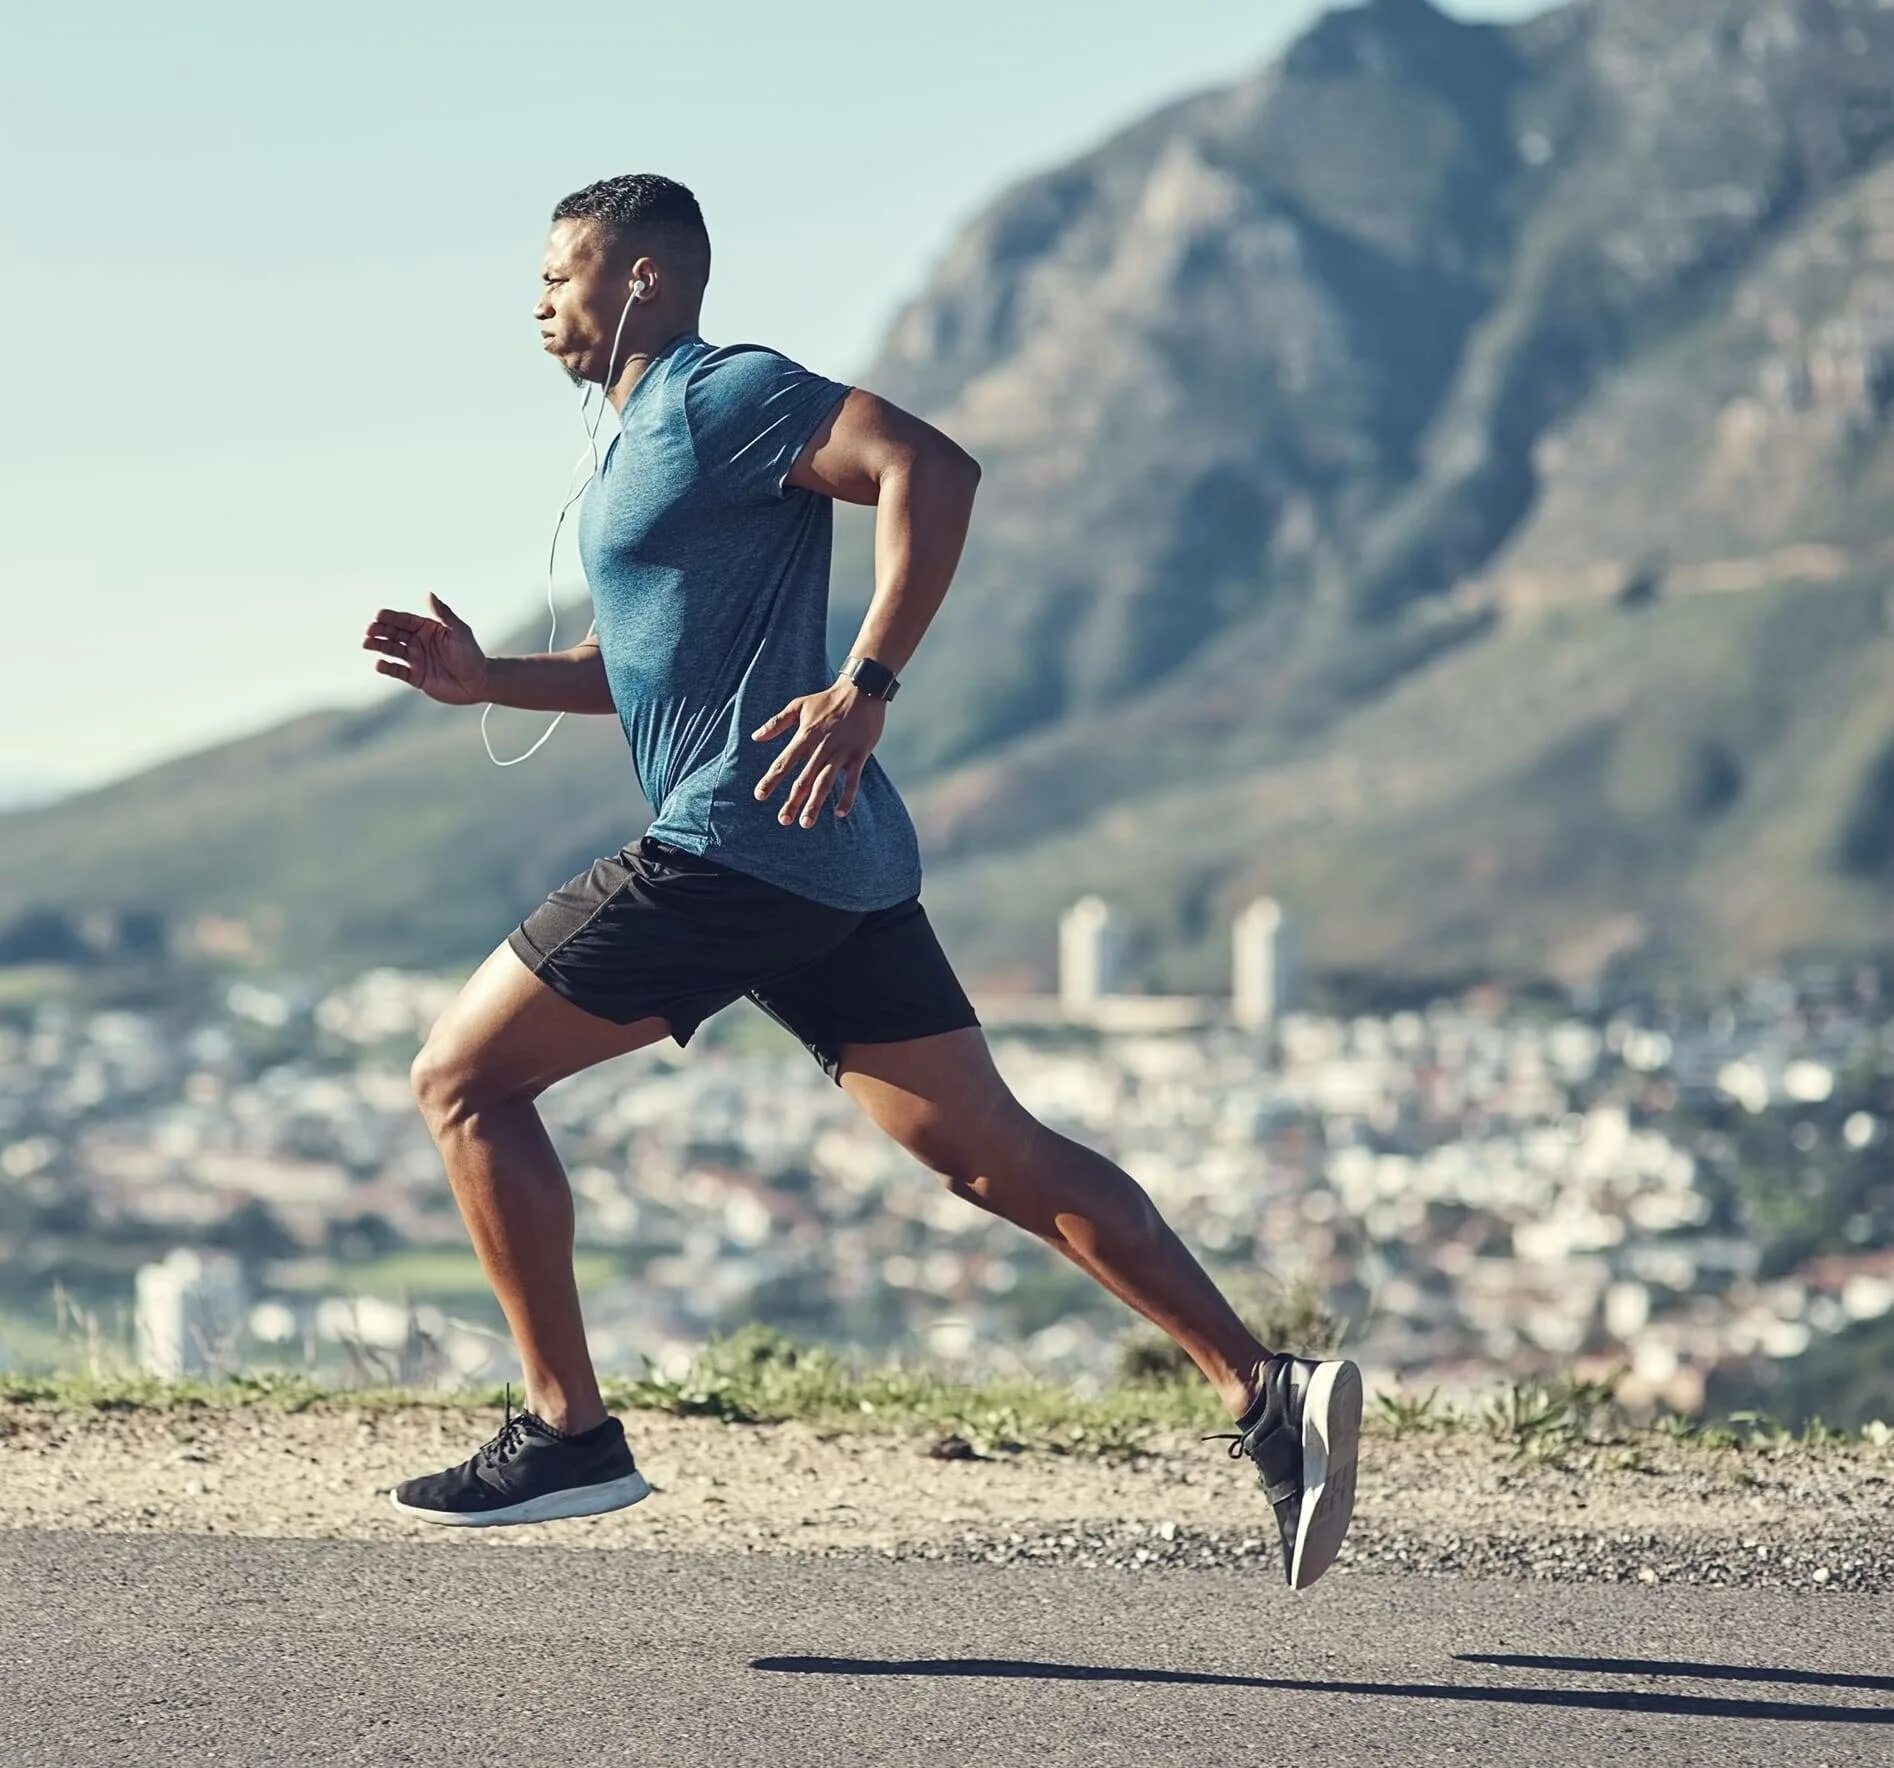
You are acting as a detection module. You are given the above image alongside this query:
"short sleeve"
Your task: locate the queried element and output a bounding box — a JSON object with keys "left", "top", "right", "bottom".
{"left": 683, "top": 343, "right": 852, "bottom": 503}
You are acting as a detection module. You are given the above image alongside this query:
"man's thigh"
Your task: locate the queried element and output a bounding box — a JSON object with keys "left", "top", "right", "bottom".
{"left": 832, "top": 1023, "right": 1031, "bottom": 1179}
{"left": 418, "top": 939, "right": 676, "bottom": 1102}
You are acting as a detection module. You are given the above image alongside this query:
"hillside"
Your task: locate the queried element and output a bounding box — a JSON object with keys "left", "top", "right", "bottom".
{"left": 6, "top": 0, "right": 1894, "bottom": 994}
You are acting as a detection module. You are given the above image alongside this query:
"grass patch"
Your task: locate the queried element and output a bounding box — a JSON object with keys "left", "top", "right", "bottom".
{"left": 5, "top": 1323, "right": 1889, "bottom": 1463}
{"left": 0, "top": 1327, "right": 1224, "bottom": 1458}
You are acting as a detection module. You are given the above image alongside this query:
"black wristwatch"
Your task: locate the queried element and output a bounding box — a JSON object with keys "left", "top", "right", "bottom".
{"left": 839, "top": 654, "right": 901, "bottom": 701}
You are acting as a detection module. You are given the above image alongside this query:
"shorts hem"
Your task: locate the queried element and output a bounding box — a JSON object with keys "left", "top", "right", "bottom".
{"left": 510, "top": 933, "right": 736, "bottom": 1041}
{"left": 787, "top": 1006, "right": 985, "bottom": 1087}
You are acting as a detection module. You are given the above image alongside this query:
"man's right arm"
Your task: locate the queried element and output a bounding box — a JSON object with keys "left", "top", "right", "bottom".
{"left": 481, "top": 631, "right": 615, "bottom": 714}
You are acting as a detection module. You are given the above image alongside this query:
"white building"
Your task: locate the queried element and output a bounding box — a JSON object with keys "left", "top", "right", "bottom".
{"left": 1058, "top": 895, "right": 1128, "bottom": 1015}
{"left": 134, "top": 1247, "right": 247, "bottom": 1377}
{"left": 1232, "top": 895, "right": 1294, "bottom": 1031}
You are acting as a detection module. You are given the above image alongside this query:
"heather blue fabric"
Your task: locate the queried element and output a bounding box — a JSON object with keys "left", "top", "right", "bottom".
{"left": 577, "top": 330, "right": 923, "bottom": 912}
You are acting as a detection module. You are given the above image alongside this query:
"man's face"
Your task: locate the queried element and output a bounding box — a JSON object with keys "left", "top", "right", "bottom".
{"left": 533, "top": 218, "right": 626, "bottom": 389}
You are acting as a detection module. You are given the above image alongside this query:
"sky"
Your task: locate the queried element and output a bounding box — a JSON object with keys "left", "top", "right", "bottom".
{"left": 0, "top": 0, "right": 1550, "bottom": 798}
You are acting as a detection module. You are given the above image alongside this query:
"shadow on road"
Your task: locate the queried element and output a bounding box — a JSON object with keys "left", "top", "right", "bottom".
{"left": 752, "top": 1656, "right": 1892, "bottom": 1725}
{"left": 1457, "top": 1654, "right": 1894, "bottom": 1694}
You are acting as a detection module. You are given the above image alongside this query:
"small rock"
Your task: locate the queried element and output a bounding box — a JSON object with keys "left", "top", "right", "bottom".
{"left": 1636, "top": 1566, "right": 1659, "bottom": 1584}
{"left": 925, "top": 1433, "right": 982, "bottom": 1461}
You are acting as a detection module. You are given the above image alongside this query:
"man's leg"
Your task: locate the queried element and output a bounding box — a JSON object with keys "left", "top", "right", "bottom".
{"left": 833, "top": 1025, "right": 1272, "bottom": 1420}
{"left": 409, "top": 940, "right": 673, "bottom": 1434}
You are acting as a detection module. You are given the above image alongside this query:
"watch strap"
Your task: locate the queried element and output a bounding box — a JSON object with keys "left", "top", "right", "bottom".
{"left": 842, "top": 655, "right": 900, "bottom": 701}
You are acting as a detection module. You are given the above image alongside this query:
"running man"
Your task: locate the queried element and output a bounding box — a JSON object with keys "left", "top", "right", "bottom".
{"left": 361, "top": 173, "right": 1360, "bottom": 1590}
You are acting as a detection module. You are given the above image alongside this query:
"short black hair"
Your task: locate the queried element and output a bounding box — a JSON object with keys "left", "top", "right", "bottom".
{"left": 551, "top": 173, "right": 710, "bottom": 299}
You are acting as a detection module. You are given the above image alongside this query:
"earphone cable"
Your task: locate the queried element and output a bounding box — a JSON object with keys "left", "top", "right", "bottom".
{"left": 480, "top": 282, "right": 641, "bottom": 765}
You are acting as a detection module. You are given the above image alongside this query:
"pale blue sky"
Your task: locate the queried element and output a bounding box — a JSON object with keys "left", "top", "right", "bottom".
{"left": 1, "top": 0, "right": 1548, "bottom": 796}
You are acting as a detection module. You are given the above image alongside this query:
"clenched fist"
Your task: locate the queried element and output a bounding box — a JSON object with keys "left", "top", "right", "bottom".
{"left": 362, "top": 593, "right": 490, "bottom": 706}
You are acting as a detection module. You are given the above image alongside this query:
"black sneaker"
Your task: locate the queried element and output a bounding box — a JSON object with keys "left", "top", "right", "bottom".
{"left": 1204, "top": 1349, "right": 1361, "bottom": 1591}
{"left": 387, "top": 1384, "right": 652, "bottom": 1527}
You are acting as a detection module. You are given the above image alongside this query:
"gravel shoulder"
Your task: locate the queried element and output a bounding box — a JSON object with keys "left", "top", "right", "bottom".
{"left": 5, "top": 1400, "right": 1890, "bottom": 1593}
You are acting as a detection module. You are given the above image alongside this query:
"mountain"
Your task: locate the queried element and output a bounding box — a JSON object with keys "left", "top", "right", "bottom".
{"left": 6, "top": 0, "right": 1894, "bottom": 996}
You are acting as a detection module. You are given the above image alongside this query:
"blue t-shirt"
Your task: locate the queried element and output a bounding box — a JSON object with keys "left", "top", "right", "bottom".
{"left": 577, "top": 330, "right": 923, "bottom": 912}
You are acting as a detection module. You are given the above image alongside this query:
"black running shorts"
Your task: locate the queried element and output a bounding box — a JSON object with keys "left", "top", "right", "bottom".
{"left": 505, "top": 834, "right": 981, "bottom": 1085}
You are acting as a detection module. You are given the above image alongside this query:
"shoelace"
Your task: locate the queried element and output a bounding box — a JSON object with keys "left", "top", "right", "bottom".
{"left": 1201, "top": 1385, "right": 1279, "bottom": 1460}
{"left": 478, "top": 1381, "right": 534, "bottom": 1469}
{"left": 1200, "top": 1428, "right": 1258, "bottom": 1461}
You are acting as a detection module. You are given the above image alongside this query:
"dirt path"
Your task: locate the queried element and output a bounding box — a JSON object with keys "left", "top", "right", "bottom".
{"left": 4, "top": 1401, "right": 1888, "bottom": 1591}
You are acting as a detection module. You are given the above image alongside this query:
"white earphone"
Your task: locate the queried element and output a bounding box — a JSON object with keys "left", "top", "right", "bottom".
{"left": 481, "top": 274, "right": 648, "bottom": 765}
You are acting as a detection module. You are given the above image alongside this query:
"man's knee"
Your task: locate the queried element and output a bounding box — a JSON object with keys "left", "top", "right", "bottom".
{"left": 410, "top": 1034, "right": 519, "bottom": 1130}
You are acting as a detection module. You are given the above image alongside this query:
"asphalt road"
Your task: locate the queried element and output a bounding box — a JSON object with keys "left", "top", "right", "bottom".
{"left": 7, "top": 1528, "right": 1890, "bottom": 1766}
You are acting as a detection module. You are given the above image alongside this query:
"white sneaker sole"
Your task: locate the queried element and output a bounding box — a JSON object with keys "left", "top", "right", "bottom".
{"left": 1289, "top": 1358, "right": 1362, "bottom": 1591}
{"left": 388, "top": 1467, "right": 653, "bottom": 1527}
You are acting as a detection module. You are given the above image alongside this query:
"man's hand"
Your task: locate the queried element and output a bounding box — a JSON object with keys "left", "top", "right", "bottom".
{"left": 751, "top": 681, "right": 886, "bottom": 827}
{"left": 362, "top": 593, "right": 490, "bottom": 706}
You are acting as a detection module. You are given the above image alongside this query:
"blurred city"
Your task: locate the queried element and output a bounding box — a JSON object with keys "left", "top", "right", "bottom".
{"left": 4, "top": 888, "right": 1888, "bottom": 1428}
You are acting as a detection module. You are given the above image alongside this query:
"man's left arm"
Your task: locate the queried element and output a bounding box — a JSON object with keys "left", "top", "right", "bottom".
{"left": 751, "top": 389, "right": 982, "bottom": 828}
